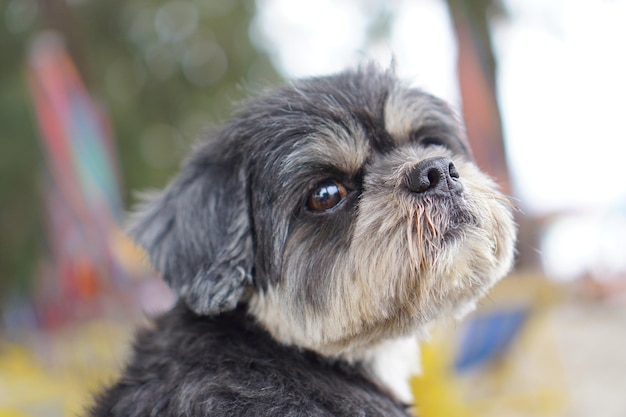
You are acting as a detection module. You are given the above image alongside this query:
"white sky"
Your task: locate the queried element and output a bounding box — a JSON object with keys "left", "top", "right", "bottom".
{"left": 253, "top": 0, "right": 626, "bottom": 216}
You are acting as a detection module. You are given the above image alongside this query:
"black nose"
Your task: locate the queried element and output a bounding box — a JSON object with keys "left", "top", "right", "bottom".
{"left": 405, "top": 157, "right": 462, "bottom": 194}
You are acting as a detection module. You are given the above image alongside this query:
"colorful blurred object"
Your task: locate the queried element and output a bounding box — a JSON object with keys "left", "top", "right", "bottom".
{"left": 24, "top": 32, "right": 131, "bottom": 328}
{"left": 454, "top": 307, "right": 528, "bottom": 372}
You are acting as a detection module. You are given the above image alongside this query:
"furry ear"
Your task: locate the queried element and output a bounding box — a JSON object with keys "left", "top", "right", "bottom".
{"left": 129, "top": 150, "right": 253, "bottom": 316}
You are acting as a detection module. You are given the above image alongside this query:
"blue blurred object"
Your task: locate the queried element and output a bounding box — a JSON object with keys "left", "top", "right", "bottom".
{"left": 454, "top": 308, "right": 529, "bottom": 372}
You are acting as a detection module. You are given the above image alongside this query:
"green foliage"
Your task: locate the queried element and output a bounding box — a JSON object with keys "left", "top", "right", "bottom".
{"left": 1, "top": 0, "right": 43, "bottom": 297}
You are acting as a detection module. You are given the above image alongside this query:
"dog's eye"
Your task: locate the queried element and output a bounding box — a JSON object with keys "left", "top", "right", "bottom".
{"left": 307, "top": 180, "right": 348, "bottom": 212}
{"left": 419, "top": 136, "right": 447, "bottom": 148}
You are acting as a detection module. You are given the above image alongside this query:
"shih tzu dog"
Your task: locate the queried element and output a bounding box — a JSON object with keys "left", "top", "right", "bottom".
{"left": 90, "top": 65, "right": 516, "bottom": 416}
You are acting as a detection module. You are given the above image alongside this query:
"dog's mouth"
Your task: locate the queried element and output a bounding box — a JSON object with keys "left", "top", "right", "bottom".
{"left": 409, "top": 195, "right": 477, "bottom": 246}
{"left": 444, "top": 204, "right": 477, "bottom": 240}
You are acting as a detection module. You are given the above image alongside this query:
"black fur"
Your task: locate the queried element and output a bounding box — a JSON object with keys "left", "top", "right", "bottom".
{"left": 90, "top": 303, "right": 412, "bottom": 416}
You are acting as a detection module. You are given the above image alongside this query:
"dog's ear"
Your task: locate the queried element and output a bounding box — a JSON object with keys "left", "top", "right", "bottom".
{"left": 129, "top": 149, "right": 253, "bottom": 316}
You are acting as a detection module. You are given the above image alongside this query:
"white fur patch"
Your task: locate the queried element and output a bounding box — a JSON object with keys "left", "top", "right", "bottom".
{"left": 369, "top": 334, "right": 422, "bottom": 404}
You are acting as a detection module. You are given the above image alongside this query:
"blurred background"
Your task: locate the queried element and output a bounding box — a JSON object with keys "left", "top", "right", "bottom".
{"left": 1, "top": 0, "right": 625, "bottom": 416}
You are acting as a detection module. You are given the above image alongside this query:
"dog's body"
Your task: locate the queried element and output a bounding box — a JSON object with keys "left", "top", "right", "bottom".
{"left": 91, "top": 304, "right": 412, "bottom": 416}
{"left": 90, "top": 66, "right": 516, "bottom": 416}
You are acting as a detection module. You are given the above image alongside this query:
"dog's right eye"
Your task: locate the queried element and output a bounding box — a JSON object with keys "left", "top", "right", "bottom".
{"left": 410, "top": 128, "right": 451, "bottom": 150}
{"left": 306, "top": 180, "right": 347, "bottom": 212}
{"left": 419, "top": 136, "right": 447, "bottom": 148}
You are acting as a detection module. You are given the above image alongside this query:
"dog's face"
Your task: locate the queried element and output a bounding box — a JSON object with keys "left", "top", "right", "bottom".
{"left": 131, "top": 66, "right": 516, "bottom": 358}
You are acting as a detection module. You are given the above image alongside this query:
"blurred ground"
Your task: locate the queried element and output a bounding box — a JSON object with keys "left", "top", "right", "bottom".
{"left": 0, "top": 319, "right": 134, "bottom": 416}
{"left": 1, "top": 275, "right": 624, "bottom": 417}
{"left": 550, "top": 297, "right": 626, "bottom": 417}
{"left": 412, "top": 274, "right": 626, "bottom": 417}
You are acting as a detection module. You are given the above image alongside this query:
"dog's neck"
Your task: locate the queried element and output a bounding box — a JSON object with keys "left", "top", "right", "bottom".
{"left": 244, "top": 295, "right": 423, "bottom": 404}
{"left": 237, "top": 303, "right": 421, "bottom": 403}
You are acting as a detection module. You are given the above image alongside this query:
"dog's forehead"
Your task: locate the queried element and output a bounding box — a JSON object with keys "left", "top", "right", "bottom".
{"left": 384, "top": 87, "right": 462, "bottom": 144}
{"left": 239, "top": 70, "right": 466, "bottom": 178}
{"left": 278, "top": 90, "right": 463, "bottom": 174}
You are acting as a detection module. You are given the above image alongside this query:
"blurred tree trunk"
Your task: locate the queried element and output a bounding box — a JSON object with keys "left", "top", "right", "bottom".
{"left": 445, "top": 0, "right": 509, "bottom": 194}
{"left": 445, "top": 0, "right": 539, "bottom": 270}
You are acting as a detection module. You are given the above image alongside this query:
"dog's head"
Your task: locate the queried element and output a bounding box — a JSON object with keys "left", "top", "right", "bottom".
{"left": 131, "top": 66, "right": 516, "bottom": 357}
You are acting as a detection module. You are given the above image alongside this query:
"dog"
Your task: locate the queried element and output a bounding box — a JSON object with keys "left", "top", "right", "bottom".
{"left": 89, "top": 65, "right": 516, "bottom": 416}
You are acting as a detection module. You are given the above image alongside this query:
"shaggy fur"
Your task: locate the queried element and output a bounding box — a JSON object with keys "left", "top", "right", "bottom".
{"left": 91, "top": 304, "right": 411, "bottom": 416}
{"left": 89, "top": 65, "right": 516, "bottom": 416}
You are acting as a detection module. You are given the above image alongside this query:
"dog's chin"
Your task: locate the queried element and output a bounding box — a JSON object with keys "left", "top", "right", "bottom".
{"left": 406, "top": 191, "right": 515, "bottom": 316}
